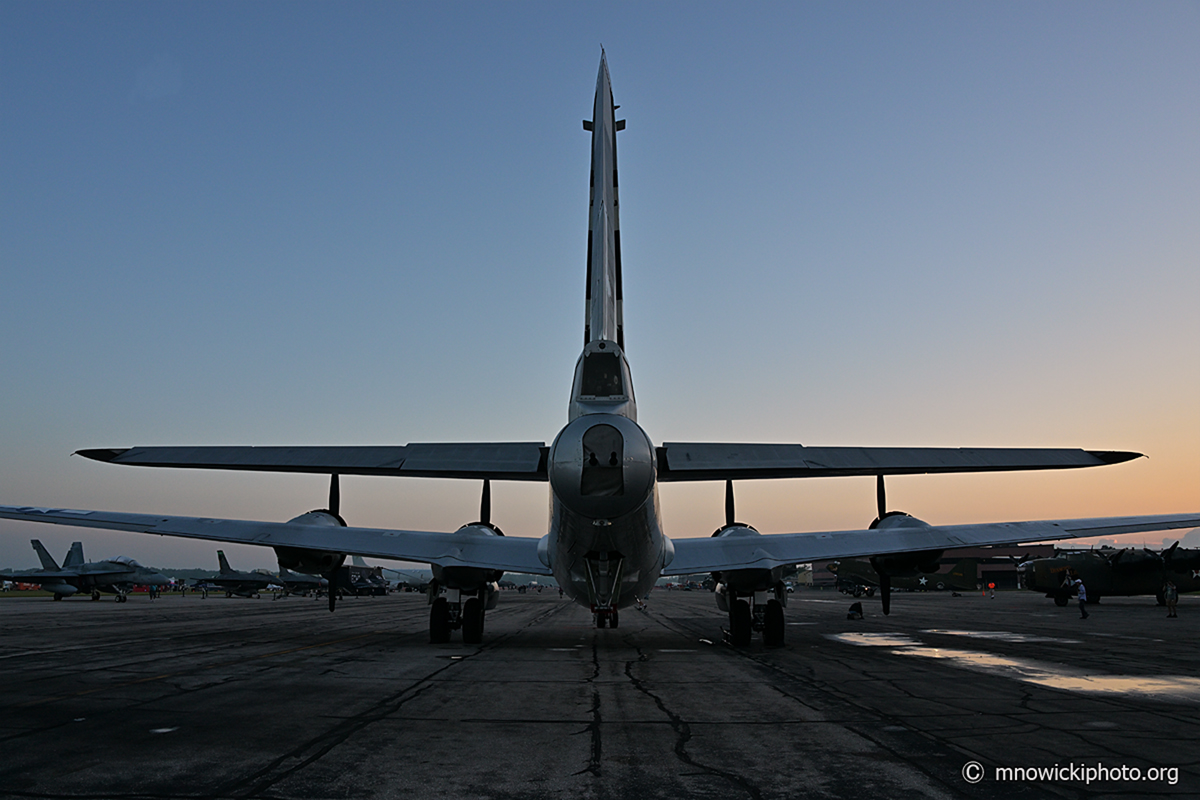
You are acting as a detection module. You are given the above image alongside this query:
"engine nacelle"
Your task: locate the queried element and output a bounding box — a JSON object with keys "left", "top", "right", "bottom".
{"left": 274, "top": 509, "right": 347, "bottom": 575}
{"left": 867, "top": 513, "right": 942, "bottom": 576}
{"left": 708, "top": 524, "right": 792, "bottom": 598}
{"left": 431, "top": 524, "right": 506, "bottom": 591}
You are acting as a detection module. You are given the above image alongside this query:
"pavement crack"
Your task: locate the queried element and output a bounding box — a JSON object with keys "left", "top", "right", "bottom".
{"left": 573, "top": 639, "right": 603, "bottom": 776}
{"left": 212, "top": 656, "right": 469, "bottom": 798}
{"left": 622, "top": 645, "right": 764, "bottom": 800}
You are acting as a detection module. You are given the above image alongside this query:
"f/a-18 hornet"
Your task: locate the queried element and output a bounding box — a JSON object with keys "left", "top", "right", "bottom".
{"left": 1, "top": 54, "right": 1196, "bottom": 646}
{"left": 5, "top": 539, "right": 169, "bottom": 601}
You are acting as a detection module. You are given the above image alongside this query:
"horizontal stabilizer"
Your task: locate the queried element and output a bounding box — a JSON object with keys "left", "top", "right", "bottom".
{"left": 583, "top": 120, "right": 624, "bottom": 131}
{"left": 656, "top": 444, "right": 1140, "bottom": 482}
{"left": 77, "top": 443, "right": 549, "bottom": 482}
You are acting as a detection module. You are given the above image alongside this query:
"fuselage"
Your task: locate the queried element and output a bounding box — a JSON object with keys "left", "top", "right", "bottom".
{"left": 543, "top": 55, "right": 671, "bottom": 613}
{"left": 545, "top": 345, "right": 668, "bottom": 609}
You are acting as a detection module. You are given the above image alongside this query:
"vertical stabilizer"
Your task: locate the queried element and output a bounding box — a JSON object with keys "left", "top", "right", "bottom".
{"left": 583, "top": 50, "right": 625, "bottom": 349}
{"left": 63, "top": 542, "right": 85, "bottom": 569}
{"left": 217, "top": 550, "right": 234, "bottom": 575}
{"left": 31, "top": 540, "right": 60, "bottom": 571}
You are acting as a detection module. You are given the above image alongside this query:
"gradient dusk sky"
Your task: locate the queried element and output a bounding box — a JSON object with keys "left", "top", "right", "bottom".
{"left": 2, "top": 2, "right": 1196, "bottom": 570}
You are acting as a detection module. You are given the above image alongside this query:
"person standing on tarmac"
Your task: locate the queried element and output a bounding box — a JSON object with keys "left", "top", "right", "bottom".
{"left": 1075, "top": 576, "right": 1089, "bottom": 619}
{"left": 1164, "top": 580, "right": 1179, "bottom": 618}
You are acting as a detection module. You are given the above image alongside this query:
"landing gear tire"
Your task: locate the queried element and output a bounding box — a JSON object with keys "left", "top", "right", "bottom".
{"left": 462, "top": 597, "right": 485, "bottom": 644}
{"left": 763, "top": 599, "right": 785, "bottom": 647}
{"left": 430, "top": 597, "right": 451, "bottom": 644}
{"left": 730, "top": 598, "right": 752, "bottom": 647}
{"left": 52, "top": 594, "right": 63, "bottom": 601}
{"left": 1054, "top": 594, "right": 1069, "bottom": 607}
{"left": 595, "top": 612, "right": 607, "bottom": 629}
{"left": 610, "top": 609, "right": 619, "bottom": 629}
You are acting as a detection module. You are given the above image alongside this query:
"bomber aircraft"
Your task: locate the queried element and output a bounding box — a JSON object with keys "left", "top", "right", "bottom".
{"left": 1018, "top": 542, "right": 1200, "bottom": 606}
{"left": 4, "top": 539, "right": 169, "bottom": 601}
{"left": 828, "top": 557, "right": 981, "bottom": 596}
{"left": 0, "top": 54, "right": 1197, "bottom": 646}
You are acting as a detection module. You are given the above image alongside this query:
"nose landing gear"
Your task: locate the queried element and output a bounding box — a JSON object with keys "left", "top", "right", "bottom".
{"left": 592, "top": 606, "right": 619, "bottom": 628}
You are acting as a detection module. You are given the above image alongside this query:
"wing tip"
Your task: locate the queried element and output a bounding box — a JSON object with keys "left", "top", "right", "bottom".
{"left": 1086, "top": 450, "right": 1144, "bottom": 466}
{"left": 75, "top": 448, "right": 129, "bottom": 463}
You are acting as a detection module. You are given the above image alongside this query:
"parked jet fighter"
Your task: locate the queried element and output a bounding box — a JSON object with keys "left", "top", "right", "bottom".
{"left": 275, "top": 565, "right": 327, "bottom": 597}
{"left": 1018, "top": 543, "right": 1200, "bottom": 605}
{"left": 197, "top": 550, "right": 280, "bottom": 598}
{"left": 4, "top": 539, "right": 169, "bottom": 601}
{"left": 0, "top": 54, "right": 1197, "bottom": 647}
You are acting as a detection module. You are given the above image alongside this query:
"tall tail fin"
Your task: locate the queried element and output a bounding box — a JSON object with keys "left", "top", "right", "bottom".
{"left": 583, "top": 50, "right": 625, "bottom": 349}
{"left": 63, "top": 542, "right": 85, "bottom": 569}
{"left": 31, "top": 540, "right": 60, "bottom": 571}
{"left": 217, "top": 550, "right": 234, "bottom": 575}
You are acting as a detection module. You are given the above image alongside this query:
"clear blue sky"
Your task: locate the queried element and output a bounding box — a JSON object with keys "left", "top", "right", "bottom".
{"left": 2, "top": 1, "right": 1197, "bottom": 570}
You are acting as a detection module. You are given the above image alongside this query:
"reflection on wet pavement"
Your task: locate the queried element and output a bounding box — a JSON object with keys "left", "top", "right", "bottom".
{"left": 921, "top": 629, "right": 1080, "bottom": 644}
{"left": 826, "top": 632, "right": 922, "bottom": 647}
{"left": 828, "top": 630, "right": 1200, "bottom": 701}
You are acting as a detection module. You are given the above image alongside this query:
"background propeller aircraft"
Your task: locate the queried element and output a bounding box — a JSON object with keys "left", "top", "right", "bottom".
{"left": 1, "top": 54, "right": 1197, "bottom": 647}
{"left": 1018, "top": 543, "right": 1200, "bottom": 606}
{"left": 828, "top": 557, "right": 981, "bottom": 597}
{"left": 4, "top": 539, "right": 169, "bottom": 601}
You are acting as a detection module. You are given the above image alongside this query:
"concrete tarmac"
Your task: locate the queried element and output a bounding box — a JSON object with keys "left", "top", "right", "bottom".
{"left": 0, "top": 588, "right": 1196, "bottom": 799}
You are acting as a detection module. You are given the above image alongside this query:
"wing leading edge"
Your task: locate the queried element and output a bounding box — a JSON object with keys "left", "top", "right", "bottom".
{"left": 664, "top": 514, "right": 1200, "bottom": 574}
{"left": 656, "top": 444, "right": 1139, "bottom": 481}
{"left": 0, "top": 505, "right": 552, "bottom": 576}
{"left": 77, "top": 443, "right": 548, "bottom": 481}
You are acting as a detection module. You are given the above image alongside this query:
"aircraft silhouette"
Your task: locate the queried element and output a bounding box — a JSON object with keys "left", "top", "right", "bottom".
{"left": 4, "top": 539, "right": 169, "bottom": 601}
{"left": 1, "top": 54, "right": 1197, "bottom": 646}
{"left": 1018, "top": 542, "right": 1200, "bottom": 605}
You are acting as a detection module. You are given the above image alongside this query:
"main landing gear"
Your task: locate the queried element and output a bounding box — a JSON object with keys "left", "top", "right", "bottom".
{"left": 429, "top": 586, "right": 489, "bottom": 644}
{"left": 722, "top": 588, "right": 786, "bottom": 648}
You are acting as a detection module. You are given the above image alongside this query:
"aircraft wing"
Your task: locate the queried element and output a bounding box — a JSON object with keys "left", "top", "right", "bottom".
{"left": 76, "top": 443, "right": 549, "bottom": 481}
{"left": 0, "top": 505, "right": 553, "bottom": 576}
{"left": 664, "top": 514, "right": 1200, "bottom": 575}
{"left": 1, "top": 569, "right": 76, "bottom": 583}
{"left": 655, "top": 444, "right": 1139, "bottom": 481}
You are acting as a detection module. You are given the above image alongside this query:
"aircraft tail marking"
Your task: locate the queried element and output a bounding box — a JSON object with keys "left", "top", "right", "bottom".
{"left": 217, "top": 550, "right": 234, "bottom": 575}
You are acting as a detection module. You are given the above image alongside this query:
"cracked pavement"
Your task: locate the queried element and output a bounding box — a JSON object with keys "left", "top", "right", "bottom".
{"left": 0, "top": 589, "right": 1195, "bottom": 798}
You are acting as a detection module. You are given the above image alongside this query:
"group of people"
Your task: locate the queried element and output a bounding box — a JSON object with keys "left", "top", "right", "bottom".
{"left": 1064, "top": 569, "right": 1179, "bottom": 619}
